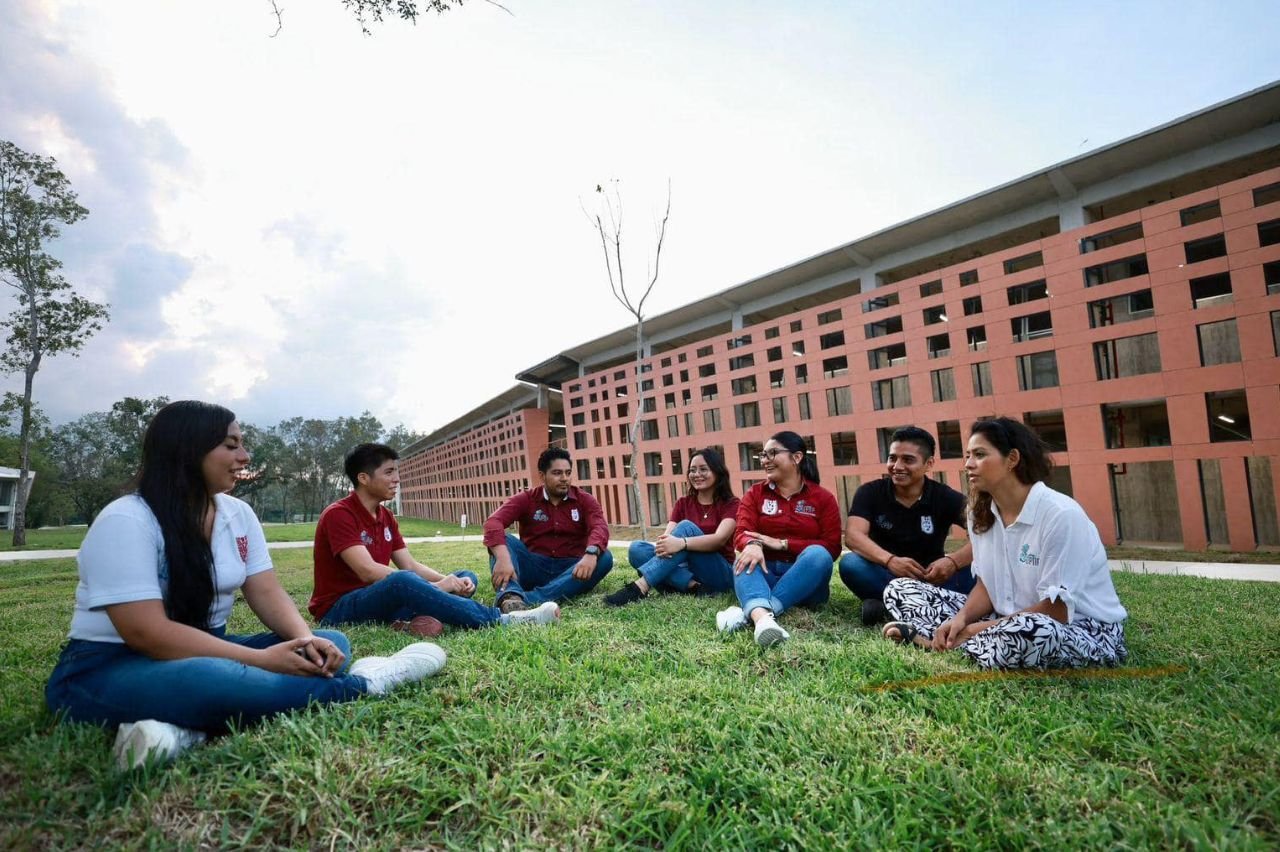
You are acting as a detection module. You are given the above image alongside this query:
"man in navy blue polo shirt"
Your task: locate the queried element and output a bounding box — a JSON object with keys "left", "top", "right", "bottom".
{"left": 483, "top": 447, "right": 613, "bottom": 611}
{"left": 839, "top": 426, "right": 974, "bottom": 625}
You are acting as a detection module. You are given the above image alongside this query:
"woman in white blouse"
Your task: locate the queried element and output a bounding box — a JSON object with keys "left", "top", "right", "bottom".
{"left": 881, "top": 417, "right": 1127, "bottom": 669}
{"left": 46, "top": 400, "right": 446, "bottom": 769}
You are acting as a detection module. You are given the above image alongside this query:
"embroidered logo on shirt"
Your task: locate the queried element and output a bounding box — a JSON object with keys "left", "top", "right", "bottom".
{"left": 875, "top": 514, "right": 892, "bottom": 531}
{"left": 1018, "top": 543, "right": 1041, "bottom": 566}
{"left": 533, "top": 509, "right": 549, "bottom": 522}
{"left": 571, "top": 508, "right": 580, "bottom": 522}
{"left": 920, "top": 515, "right": 934, "bottom": 534}
{"left": 384, "top": 527, "right": 392, "bottom": 542}
{"left": 361, "top": 530, "right": 374, "bottom": 546}
{"left": 794, "top": 500, "right": 816, "bottom": 517}
{"left": 236, "top": 535, "right": 249, "bottom": 563}
{"left": 762, "top": 499, "right": 779, "bottom": 516}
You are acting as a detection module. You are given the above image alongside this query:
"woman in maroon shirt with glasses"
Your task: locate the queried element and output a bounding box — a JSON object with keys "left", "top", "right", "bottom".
{"left": 717, "top": 430, "right": 842, "bottom": 648}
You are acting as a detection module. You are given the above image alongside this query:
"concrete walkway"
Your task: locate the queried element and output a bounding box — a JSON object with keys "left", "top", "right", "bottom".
{"left": 3, "top": 537, "right": 1278, "bottom": 582}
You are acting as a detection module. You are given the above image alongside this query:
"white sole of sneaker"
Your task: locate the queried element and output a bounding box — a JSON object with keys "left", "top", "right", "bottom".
{"left": 756, "top": 625, "right": 789, "bottom": 647}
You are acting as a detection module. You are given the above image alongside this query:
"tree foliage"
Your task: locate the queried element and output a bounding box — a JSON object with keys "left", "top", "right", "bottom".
{"left": 33, "top": 395, "right": 423, "bottom": 527}
{"left": 0, "top": 139, "right": 110, "bottom": 544}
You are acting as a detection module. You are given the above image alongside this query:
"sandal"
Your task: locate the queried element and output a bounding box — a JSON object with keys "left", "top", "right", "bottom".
{"left": 882, "top": 621, "right": 920, "bottom": 646}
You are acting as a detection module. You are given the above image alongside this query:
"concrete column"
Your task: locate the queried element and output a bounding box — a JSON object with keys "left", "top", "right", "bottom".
{"left": 731, "top": 309, "right": 744, "bottom": 331}
{"left": 1058, "top": 201, "right": 1087, "bottom": 232}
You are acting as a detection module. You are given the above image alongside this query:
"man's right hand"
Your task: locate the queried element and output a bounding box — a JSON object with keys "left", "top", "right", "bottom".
{"left": 885, "top": 555, "right": 927, "bottom": 580}
{"left": 491, "top": 558, "right": 516, "bottom": 592}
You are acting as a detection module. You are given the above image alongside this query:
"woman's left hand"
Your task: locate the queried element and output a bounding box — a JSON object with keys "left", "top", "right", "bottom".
{"left": 301, "top": 635, "right": 346, "bottom": 676}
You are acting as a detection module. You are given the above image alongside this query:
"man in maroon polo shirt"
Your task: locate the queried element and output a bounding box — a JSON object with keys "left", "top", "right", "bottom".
{"left": 483, "top": 447, "right": 613, "bottom": 611}
{"left": 310, "top": 444, "right": 560, "bottom": 635}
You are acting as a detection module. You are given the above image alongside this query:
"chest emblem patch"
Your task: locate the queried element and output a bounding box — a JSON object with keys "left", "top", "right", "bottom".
{"left": 762, "top": 499, "right": 779, "bottom": 516}
{"left": 361, "top": 530, "right": 374, "bottom": 546}
{"left": 236, "top": 535, "right": 249, "bottom": 563}
{"left": 533, "top": 509, "right": 549, "bottom": 522}
{"left": 920, "top": 515, "right": 934, "bottom": 534}
{"left": 571, "top": 508, "right": 580, "bottom": 522}
{"left": 384, "top": 527, "right": 393, "bottom": 542}
{"left": 794, "top": 500, "right": 816, "bottom": 517}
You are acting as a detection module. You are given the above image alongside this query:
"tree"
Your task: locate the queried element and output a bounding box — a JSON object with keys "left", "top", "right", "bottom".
{"left": 47, "top": 412, "right": 117, "bottom": 524}
{"left": 0, "top": 140, "right": 110, "bottom": 545}
{"left": 584, "top": 180, "right": 671, "bottom": 538}
{"left": 267, "top": 1, "right": 508, "bottom": 37}
{"left": 384, "top": 423, "right": 426, "bottom": 453}
{"left": 0, "top": 394, "right": 69, "bottom": 527}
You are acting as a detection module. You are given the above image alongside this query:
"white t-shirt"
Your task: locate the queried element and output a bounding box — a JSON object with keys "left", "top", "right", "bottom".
{"left": 969, "top": 481, "right": 1127, "bottom": 624}
{"left": 68, "top": 493, "right": 274, "bottom": 643}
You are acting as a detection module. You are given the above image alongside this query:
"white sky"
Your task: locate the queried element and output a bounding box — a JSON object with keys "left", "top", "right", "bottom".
{"left": 2, "top": 0, "right": 1278, "bottom": 432}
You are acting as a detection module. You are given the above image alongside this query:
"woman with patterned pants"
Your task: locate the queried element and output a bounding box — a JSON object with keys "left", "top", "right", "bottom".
{"left": 881, "top": 417, "right": 1127, "bottom": 670}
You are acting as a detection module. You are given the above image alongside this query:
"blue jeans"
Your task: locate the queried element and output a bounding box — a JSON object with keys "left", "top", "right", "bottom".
{"left": 838, "top": 552, "right": 975, "bottom": 601}
{"left": 627, "top": 520, "right": 733, "bottom": 593}
{"left": 489, "top": 534, "right": 613, "bottom": 605}
{"left": 734, "top": 544, "right": 834, "bottom": 616}
{"left": 320, "top": 570, "right": 498, "bottom": 629}
{"left": 45, "top": 627, "right": 366, "bottom": 733}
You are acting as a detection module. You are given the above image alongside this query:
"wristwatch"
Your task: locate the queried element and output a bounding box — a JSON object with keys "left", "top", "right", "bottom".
{"left": 585, "top": 545, "right": 602, "bottom": 557}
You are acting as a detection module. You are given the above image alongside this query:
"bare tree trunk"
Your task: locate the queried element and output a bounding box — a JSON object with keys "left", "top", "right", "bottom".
{"left": 584, "top": 180, "right": 670, "bottom": 541}
{"left": 630, "top": 317, "right": 648, "bottom": 539}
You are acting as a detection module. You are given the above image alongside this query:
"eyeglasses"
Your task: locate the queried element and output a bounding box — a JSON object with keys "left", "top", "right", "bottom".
{"left": 756, "top": 448, "right": 792, "bottom": 462}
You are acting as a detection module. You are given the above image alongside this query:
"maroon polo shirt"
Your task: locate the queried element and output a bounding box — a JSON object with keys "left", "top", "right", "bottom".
{"left": 309, "top": 492, "right": 405, "bottom": 619}
{"left": 669, "top": 494, "right": 740, "bottom": 562}
{"left": 483, "top": 485, "right": 610, "bottom": 558}
{"left": 734, "top": 479, "right": 842, "bottom": 562}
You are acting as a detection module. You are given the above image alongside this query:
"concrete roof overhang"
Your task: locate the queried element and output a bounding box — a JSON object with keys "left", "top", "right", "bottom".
{"left": 514, "top": 80, "right": 1280, "bottom": 388}
{"left": 404, "top": 383, "right": 552, "bottom": 456}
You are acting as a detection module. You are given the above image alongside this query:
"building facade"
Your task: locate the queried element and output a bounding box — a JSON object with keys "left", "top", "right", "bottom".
{"left": 402, "top": 83, "right": 1280, "bottom": 551}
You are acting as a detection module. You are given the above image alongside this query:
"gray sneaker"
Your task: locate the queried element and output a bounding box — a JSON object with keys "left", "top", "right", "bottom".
{"left": 113, "top": 720, "right": 206, "bottom": 770}
{"left": 350, "top": 642, "right": 447, "bottom": 695}
{"left": 754, "top": 617, "right": 790, "bottom": 648}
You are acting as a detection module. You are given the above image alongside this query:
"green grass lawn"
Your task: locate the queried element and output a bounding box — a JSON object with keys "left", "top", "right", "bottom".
{"left": 0, "top": 517, "right": 472, "bottom": 551}
{"left": 2, "top": 544, "right": 1279, "bottom": 848}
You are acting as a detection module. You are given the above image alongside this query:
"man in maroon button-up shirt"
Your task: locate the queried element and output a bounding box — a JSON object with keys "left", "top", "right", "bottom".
{"left": 482, "top": 447, "right": 613, "bottom": 610}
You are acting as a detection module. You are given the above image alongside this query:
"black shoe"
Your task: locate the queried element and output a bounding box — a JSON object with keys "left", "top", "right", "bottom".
{"left": 861, "top": 598, "right": 888, "bottom": 627}
{"left": 603, "top": 581, "right": 647, "bottom": 608}
{"left": 497, "top": 593, "right": 527, "bottom": 614}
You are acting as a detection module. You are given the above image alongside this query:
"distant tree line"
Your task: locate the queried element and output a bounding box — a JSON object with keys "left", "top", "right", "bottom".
{"left": 0, "top": 395, "right": 425, "bottom": 527}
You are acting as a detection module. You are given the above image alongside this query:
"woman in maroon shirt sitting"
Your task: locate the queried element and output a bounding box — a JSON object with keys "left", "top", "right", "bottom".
{"left": 605, "top": 448, "right": 740, "bottom": 607}
{"left": 717, "top": 430, "right": 842, "bottom": 648}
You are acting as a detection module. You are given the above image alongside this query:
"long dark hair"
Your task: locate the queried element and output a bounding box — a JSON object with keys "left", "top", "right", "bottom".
{"left": 135, "top": 400, "right": 237, "bottom": 629}
{"left": 687, "top": 447, "right": 735, "bottom": 504}
{"left": 771, "top": 430, "right": 821, "bottom": 484}
{"left": 968, "top": 417, "right": 1053, "bottom": 534}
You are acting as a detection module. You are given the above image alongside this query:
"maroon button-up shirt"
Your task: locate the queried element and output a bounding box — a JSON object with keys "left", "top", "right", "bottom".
{"left": 483, "top": 485, "right": 610, "bottom": 558}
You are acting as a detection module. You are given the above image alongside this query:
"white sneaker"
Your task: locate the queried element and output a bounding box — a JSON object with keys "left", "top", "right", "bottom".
{"left": 113, "top": 720, "right": 206, "bottom": 770}
{"left": 716, "top": 606, "right": 748, "bottom": 633}
{"left": 504, "top": 601, "right": 561, "bottom": 626}
{"left": 754, "top": 616, "right": 790, "bottom": 648}
{"left": 349, "top": 642, "right": 447, "bottom": 696}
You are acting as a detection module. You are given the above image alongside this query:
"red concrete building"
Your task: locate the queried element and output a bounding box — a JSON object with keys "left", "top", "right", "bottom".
{"left": 401, "top": 82, "right": 1280, "bottom": 551}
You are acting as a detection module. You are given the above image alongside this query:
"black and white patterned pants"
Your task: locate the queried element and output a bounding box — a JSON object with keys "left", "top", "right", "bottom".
{"left": 883, "top": 578, "right": 1127, "bottom": 670}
